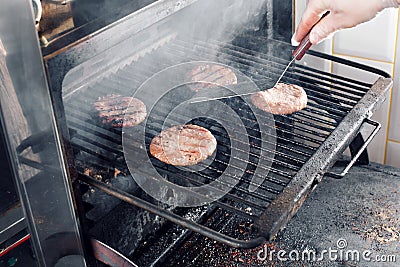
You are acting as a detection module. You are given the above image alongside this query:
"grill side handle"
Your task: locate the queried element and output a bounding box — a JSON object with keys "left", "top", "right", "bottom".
{"left": 326, "top": 119, "right": 381, "bottom": 179}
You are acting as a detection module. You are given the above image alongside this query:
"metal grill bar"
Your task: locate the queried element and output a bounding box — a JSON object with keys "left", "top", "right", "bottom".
{"left": 159, "top": 44, "right": 352, "bottom": 116}
{"left": 135, "top": 44, "right": 348, "bottom": 125}
{"left": 171, "top": 39, "right": 360, "bottom": 110}
{"left": 223, "top": 34, "right": 380, "bottom": 89}
{"left": 66, "top": 75, "right": 321, "bottom": 156}
{"left": 294, "top": 68, "right": 367, "bottom": 98}
{"left": 143, "top": 166, "right": 270, "bottom": 217}
{"left": 212, "top": 38, "right": 371, "bottom": 95}
{"left": 66, "top": 104, "right": 307, "bottom": 172}
{"left": 298, "top": 64, "right": 372, "bottom": 90}
{"left": 148, "top": 104, "right": 322, "bottom": 156}
{"left": 152, "top": 94, "right": 332, "bottom": 140}
{"left": 116, "top": 64, "right": 329, "bottom": 146}
{"left": 111, "top": 43, "right": 340, "bottom": 134}
{"left": 150, "top": 165, "right": 279, "bottom": 212}
{"left": 66, "top": 95, "right": 313, "bottom": 164}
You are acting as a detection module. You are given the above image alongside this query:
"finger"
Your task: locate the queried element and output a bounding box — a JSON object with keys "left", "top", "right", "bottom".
{"left": 309, "top": 14, "right": 342, "bottom": 44}
{"left": 293, "top": 0, "right": 330, "bottom": 43}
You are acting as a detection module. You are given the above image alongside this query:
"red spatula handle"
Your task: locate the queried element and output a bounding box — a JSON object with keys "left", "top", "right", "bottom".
{"left": 292, "top": 11, "right": 330, "bottom": 60}
{"left": 292, "top": 34, "right": 312, "bottom": 60}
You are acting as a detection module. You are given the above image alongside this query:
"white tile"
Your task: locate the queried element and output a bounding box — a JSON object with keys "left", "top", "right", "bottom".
{"left": 389, "top": 75, "right": 400, "bottom": 141}
{"left": 294, "top": 0, "right": 307, "bottom": 31}
{"left": 386, "top": 141, "right": 400, "bottom": 168}
{"left": 332, "top": 56, "right": 393, "bottom": 83}
{"left": 389, "top": 15, "right": 400, "bottom": 142}
{"left": 332, "top": 57, "right": 393, "bottom": 164}
{"left": 333, "top": 8, "right": 398, "bottom": 62}
{"left": 312, "top": 39, "right": 332, "bottom": 54}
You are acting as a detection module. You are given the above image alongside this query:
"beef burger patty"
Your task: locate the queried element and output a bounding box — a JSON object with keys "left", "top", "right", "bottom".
{"left": 94, "top": 94, "right": 147, "bottom": 128}
{"left": 251, "top": 83, "right": 307, "bottom": 115}
{"left": 188, "top": 64, "right": 237, "bottom": 92}
{"left": 150, "top": 124, "right": 217, "bottom": 166}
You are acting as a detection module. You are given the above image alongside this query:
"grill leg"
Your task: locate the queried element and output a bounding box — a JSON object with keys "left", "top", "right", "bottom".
{"left": 349, "top": 133, "right": 369, "bottom": 165}
{"left": 327, "top": 134, "right": 369, "bottom": 171}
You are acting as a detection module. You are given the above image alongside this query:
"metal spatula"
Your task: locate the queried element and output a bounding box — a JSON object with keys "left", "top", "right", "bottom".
{"left": 191, "top": 12, "right": 329, "bottom": 104}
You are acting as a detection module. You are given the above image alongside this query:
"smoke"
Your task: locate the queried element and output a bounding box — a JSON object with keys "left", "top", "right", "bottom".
{"left": 128, "top": 0, "right": 272, "bottom": 83}
{"left": 63, "top": 0, "right": 272, "bottom": 95}
{"left": 174, "top": 0, "right": 268, "bottom": 43}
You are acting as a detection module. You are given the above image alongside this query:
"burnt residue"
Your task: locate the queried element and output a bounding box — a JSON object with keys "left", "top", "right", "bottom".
{"left": 159, "top": 208, "right": 266, "bottom": 267}
{"left": 340, "top": 168, "right": 400, "bottom": 249}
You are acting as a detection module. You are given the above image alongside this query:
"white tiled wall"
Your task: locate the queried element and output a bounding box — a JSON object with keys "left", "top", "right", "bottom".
{"left": 389, "top": 21, "right": 400, "bottom": 144}
{"left": 333, "top": 8, "right": 398, "bottom": 62}
{"left": 294, "top": 1, "right": 400, "bottom": 167}
{"left": 386, "top": 141, "right": 400, "bottom": 167}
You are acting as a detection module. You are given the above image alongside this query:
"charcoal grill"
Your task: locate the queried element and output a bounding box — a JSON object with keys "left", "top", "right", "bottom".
{"left": 1, "top": 0, "right": 392, "bottom": 265}
{"left": 44, "top": 6, "right": 392, "bottom": 252}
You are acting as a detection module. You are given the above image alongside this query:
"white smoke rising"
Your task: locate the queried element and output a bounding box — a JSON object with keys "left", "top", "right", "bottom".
{"left": 174, "top": 0, "right": 268, "bottom": 43}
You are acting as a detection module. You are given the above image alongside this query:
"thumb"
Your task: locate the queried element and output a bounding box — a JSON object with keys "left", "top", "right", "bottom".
{"left": 309, "top": 15, "right": 342, "bottom": 44}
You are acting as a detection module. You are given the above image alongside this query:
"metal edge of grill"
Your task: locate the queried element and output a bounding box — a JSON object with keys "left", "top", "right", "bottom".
{"left": 41, "top": 4, "right": 394, "bottom": 250}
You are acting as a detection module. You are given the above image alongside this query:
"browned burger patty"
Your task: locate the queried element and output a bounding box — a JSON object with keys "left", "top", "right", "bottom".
{"left": 251, "top": 83, "right": 307, "bottom": 115}
{"left": 94, "top": 94, "right": 147, "bottom": 128}
{"left": 150, "top": 124, "right": 217, "bottom": 166}
{"left": 188, "top": 64, "right": 238, "bottom": 92}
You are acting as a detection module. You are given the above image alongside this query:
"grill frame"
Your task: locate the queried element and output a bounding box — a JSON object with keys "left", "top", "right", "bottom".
{"left": 43, "top": 3, "right": 393, "bottom": 250}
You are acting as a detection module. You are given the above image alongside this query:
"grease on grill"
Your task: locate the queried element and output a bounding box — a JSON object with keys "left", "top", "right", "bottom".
{"left": 76, "top": 160, "right": 125, "bottom": 184}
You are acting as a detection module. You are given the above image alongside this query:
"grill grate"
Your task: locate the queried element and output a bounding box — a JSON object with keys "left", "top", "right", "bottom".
{"left": 63, "top": 33, "right": 390, "bottom": 248}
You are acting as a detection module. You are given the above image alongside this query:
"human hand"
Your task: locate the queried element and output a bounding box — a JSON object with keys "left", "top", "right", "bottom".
{"left": 292, "top": 0, "right": 399, "bottom": 45}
